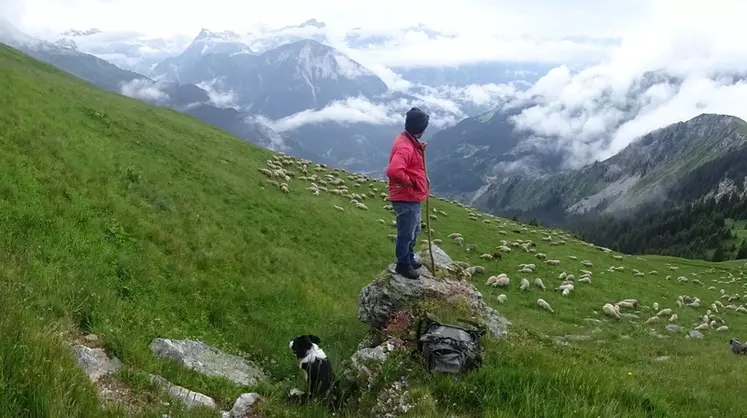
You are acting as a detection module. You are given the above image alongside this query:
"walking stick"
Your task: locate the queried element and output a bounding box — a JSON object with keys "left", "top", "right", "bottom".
{"left": 422, "top": 146, "right": 436, "bottom": 275}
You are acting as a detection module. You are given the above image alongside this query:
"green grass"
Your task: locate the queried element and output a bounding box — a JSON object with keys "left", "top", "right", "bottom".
{"left": 3, "top": 43, "right": 747, "bottom": 417}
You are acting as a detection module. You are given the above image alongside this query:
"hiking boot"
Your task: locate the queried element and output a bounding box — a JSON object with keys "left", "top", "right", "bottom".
{"left": 395, "top": 263, "right": 420, "bottom": 280}
{"left": 411, "top": 260, "right": 423, "bottom": 270}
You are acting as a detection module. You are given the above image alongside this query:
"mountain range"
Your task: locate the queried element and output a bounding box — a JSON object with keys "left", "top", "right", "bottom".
{"left": 7, "top": 16, "right": 747, "bottom": 262}
{"left": 7, "top": 18, "right": 551, "bottom": 174}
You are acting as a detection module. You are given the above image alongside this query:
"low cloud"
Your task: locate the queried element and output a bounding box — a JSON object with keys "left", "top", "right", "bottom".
{"left": 119, "top": 78, "right": 169, "bottom": 102}
{"left": 260, "top": 97, "right": 400, "bottom": 132}
{"left": 196, "top": 78, "right": 240, "bottom": 109}
{"left": 256, "top": 93, "right": 472, "bottom": 133}
{"left": 503, "top": 0, "right": 747, "bottom": 169}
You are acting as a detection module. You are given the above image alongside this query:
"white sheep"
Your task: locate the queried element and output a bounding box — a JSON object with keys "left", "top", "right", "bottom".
{"left": 520, "top": 278, "right": 530, "bottom": 291}
{"left": 334, "top": 205, "right": 344, "bottom": 212}
{"left": 613, "top": 255, "right": 623, "bottom": 260}
{"left": 487, "top": 275, "right": 510, "bottom": 287}
{"left": 537, "top": 299, "right": 554, "bottom": 313}
{"left": 558, "top": 283, "right": 574, "bottom": 292}
{"left": 644, "top": 316, "right": 660, "bottom": 325}
{"left": 536, "top": 253, "right": 547, "bottom": 260}
{"left": 694, "top": 323, "right": 710, "bottom": 331}
{"left": 656, "top": 308, "right": 673, "bottom": 317}
{"left": 581, "top": 260, "right": 593, "bottom": 267}
{"left": 545, "top": 259, "right": 560, "bottom": 266}
{"left": 480, "top": 254, "right": 494, "bottom": 260}
{"left": 669, "top": 313, "right": 678, "bottom": 322}
{"left": 535, "top": 278, "right": 546, "bottom": 291}
{"left": 497, "top": 294, "right": 507, "bottom": 304}
{"left": 652, "top": 302, "right": 659, "bottom": 311}
{"left": 465, "top": 266, "right": 485, "bottom": 276}
{"left": 602, "top": 303, "right": 620, "bottom": 319}
{"left": 616, "top": 301, "right": 635, "bottom": 310}
{"left": 558, "top": 272, "right": 567, "bottom": 280}
{"left": 717, "top": 325, "right": 729, "bottom": 332}
{"left": 578, "top": 277, "right": 591, "bottom": 284}
{"left": 567, "top": 255, "right": 578, "bottom": 260}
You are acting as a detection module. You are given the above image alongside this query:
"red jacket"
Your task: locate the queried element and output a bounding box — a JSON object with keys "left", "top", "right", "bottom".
{"left": 385, "top": 131, "right": 429, "bottom": 202}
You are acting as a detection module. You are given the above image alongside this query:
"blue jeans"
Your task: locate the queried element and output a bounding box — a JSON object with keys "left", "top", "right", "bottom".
{"left": 392, "top": 201, "right": 422, "bottom": 266}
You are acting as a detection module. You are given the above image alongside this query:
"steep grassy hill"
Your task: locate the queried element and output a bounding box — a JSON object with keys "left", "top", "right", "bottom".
{"left": 3, "top": 44, "right": 747, "bottom": 418}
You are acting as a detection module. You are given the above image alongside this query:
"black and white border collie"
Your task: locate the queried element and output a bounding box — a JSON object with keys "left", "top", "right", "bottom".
{"left": 289, "top": 334, "right": 335, "bottom": 398}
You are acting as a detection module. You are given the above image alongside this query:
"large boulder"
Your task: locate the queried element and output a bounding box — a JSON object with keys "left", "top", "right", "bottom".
{"left": 358, "top": 247, "right": 510, "bottom": 337}
{"left": 149, "top": 338, "right": 265, "bottom": 386}
{"left": 414, "top": 244, "right": 457, "bottom": 272}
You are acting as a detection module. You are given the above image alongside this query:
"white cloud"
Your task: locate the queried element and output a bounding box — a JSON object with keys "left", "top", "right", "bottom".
{"left": 119, "top": 78, "right": 169, "bottom": 102}
{"left": 195, "top": 79, "right": 240, "bottom": 109}
{"left": 503, "top": 0, "right": 747, "bottom": 169}
{"left": 258, "top": 93, "right": 471, "bottom": 133}
{"left": 4, "top": 0, "right": 643, "bottom": 69}
{"left": 261, "top": 97, "right": 400, "bottom": 132}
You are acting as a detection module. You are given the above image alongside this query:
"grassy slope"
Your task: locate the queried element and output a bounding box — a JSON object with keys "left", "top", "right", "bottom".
{"left": 2, "top": 44, "right": 747, "bottom": 417}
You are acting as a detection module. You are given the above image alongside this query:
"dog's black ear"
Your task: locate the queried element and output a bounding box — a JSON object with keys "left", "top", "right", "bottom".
{"left": 309, "top": 335, "right": 321, "bottom": 344}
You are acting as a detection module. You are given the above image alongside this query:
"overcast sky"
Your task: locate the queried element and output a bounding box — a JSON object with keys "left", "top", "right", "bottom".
{"left": 3, "top": 0, "right": 651, "bottom": 39}
{"left": 4, "top": 0, "right": 744, "bottom": 169}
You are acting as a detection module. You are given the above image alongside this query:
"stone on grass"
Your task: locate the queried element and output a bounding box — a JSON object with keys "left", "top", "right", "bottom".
{"left": 148, "top": 374, "right": 216, "bottom": 410}
{"left": 687, "top": 330, "right": 705, "bottom": 339}
{"left": 229, "top": 393, "right": 262, "bottom": 417}
{"left": 665, "top": 324, "right": 681, "bottom": 333}
{"left": 149, "top": 338, "right": 265, "bottom": 386}
{"left": 358, "top": 247, "right": 510, "bottom": 338}
{"left": 72, "top": 345, "right": 122, "bottom": 383}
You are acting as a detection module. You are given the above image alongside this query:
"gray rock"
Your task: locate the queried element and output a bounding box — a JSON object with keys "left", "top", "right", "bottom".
{"left": 229, "top": 393, "right": 261, "bottom": 417}
{"left": 665, "top": 324, "right": 681, "bottom": 333}
{"left": 414, "top": 244, "right": 455, "bottom": 272}
{"left": 72, "top": 345, "right": 122, "bottom": 383}
{"left": 358, "top": 248, "right": 510, "bottom": 338}
{"left": 353, "top": 345, "right": 388, "bottom": 365}
{"left": 149, "top": 339, "right": 265, "bottom": 386}
{"left": 688, "top": 330, "right": 705, "bottom": 339}
{"left": 148, "top": 374, "right": 216, "bottom": 410}
{"left": 350, "top": 341, "right": 395, "bottom": 377}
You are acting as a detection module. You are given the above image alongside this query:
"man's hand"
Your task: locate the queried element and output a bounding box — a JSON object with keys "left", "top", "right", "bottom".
{"left": 420, "top": 142, "right": 428, "bottom": 151}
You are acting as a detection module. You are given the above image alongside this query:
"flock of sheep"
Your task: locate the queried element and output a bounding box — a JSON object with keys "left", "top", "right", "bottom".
{"left": 442, "top": 220, "right": 747, "bottom": 341}
{"left": 258, "top": 151, "right": 396, "bottom": 212}
{"left": 258, "top": 150, "right": 747, "bottom": 346}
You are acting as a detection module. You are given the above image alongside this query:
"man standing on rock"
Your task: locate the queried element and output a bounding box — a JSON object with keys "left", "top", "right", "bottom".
{"left": 385, "top": 107, "right": 430, "bottom": 280}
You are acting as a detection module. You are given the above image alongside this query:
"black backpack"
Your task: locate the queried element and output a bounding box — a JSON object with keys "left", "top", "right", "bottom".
{"left": 414, "top": 314, "right": 486, "bottom": 375}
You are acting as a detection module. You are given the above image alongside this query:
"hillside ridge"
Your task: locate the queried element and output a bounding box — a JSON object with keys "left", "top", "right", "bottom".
{"left": 3, "top": 44, "right": 747, "bottom": 418}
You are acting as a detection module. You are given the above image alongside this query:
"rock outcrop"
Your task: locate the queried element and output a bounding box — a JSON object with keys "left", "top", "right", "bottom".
{"left": 358, "top": 245, "right": 510, "bottom": 337}
{"left": 148, "top": 374, "right": 217, "bottom": 410}
{"left": 72, "top": 345, "right": 122, "bottom": 382}
{"left": 149, "top": 338, "right": 265, "bottom": 386}
{"left": 227, "top": 393, "right": 262, "bottom": 417}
